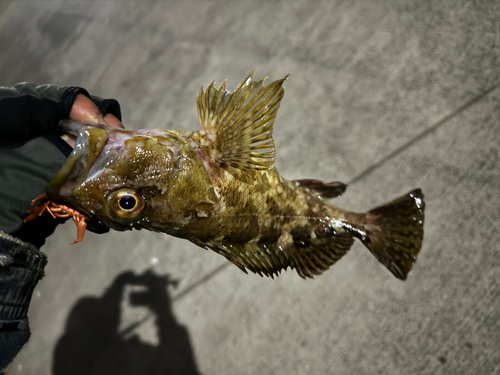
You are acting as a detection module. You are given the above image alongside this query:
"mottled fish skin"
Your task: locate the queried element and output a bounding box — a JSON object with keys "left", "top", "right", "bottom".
{"left": 173, "top": 162, "right": 354, "bottom": 278}
{"left": 170, "top": 130, "right": 353, "bottom": 277}
{"left": 47, "top": 72, "right": 425, "bottom": 280}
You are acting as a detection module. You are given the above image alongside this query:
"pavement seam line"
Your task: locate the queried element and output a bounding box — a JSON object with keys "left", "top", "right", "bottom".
{"left": 348, "top": 82, "right": 500, "bottom": 185}
{"left": 172, "top": 263, "right": 230, "bottom": 302}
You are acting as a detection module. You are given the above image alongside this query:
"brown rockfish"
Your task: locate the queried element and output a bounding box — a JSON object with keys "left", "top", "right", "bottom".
{"left": 31, "top": 71, "right": 425, "bottom": 280}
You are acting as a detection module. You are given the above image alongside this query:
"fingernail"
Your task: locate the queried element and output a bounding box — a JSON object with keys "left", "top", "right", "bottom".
{"left": 98, "top": 113, "right": 109, "bottom": 126}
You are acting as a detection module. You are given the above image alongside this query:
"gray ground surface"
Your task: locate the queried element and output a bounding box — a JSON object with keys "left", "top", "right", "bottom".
{"left": 1, "top": 1, "right": 499, "bottom": 374}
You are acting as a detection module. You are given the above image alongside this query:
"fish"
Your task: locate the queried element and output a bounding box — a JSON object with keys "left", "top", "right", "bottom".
{"left": 27, "top": 71, "right": 425, "bottom": 280}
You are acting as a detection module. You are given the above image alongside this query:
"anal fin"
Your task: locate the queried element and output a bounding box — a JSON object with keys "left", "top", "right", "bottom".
{"left": 289, "top": 234, "right": 354, "bottom": 279}
{"left": 202, "top": 233, "right": 354, "bottom": 279}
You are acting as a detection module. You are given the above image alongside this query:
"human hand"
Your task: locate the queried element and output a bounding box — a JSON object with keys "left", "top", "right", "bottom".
{"left": 0, "top": 83, "right": 124, "bottom": 247}
{"left": 62, "top": 94, "right": 124, "bottom": 148}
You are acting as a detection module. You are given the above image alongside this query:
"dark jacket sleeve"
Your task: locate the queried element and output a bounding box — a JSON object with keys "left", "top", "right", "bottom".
{"left": 0, "top": 83, "right": 121, "bottom": 147}
{"left": 0, "top": 83, "right": 87, "bottom": 146}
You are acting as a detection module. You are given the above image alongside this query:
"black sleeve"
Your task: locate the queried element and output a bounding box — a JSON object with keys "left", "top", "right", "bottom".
{"left": 0, "top": 83, "right": 92, "bottom": 147}
{"left": 0, "top": 83, "right": 122, "bottom": 147}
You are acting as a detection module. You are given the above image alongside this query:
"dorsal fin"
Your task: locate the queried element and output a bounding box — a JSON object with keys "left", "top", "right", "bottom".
{"left": 196, "top": 71, "right": 288, "bottom": 170}
{"left": 293, "top": 179, "right": 347, "bottom": 199}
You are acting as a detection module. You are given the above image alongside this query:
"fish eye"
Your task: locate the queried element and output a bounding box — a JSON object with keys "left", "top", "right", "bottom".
{"left": 119, "top": 195, "right": 137, "bottom": 211}
{"left": 109, "top": 189, "right": 145, "bottom": 219}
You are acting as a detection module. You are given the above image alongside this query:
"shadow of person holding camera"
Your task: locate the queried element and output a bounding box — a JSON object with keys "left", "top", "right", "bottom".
{"left": 52, "top": 270, "right": 202, "bottom": 375}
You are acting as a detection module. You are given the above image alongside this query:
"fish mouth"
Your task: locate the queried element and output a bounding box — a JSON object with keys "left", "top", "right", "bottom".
{"left": 45, "top": 120, "right": 130, "bottom": 216}
{"left": 46, "top": 120, "right": 193, "bottom": 221}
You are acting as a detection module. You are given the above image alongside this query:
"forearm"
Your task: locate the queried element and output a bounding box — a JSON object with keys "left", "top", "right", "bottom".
{"left": 0, "top": 83, "right": 91, "bottom": 146}
{"left": 0, "top": 83, "right": 121, "bottom": 146}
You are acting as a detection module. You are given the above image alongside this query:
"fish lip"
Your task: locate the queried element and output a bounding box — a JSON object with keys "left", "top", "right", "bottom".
{"left": 46, "top": 121, "right": 114, "bottom": 212}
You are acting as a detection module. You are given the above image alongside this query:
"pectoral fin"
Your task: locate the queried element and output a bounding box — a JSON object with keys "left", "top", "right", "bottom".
{"left": 196, "top": 71, "right": 288, "bottom": 170}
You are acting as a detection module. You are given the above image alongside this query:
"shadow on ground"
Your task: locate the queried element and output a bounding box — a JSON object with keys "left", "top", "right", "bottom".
{"left": 52, "top": 270, "right": 201, "bottom": 375}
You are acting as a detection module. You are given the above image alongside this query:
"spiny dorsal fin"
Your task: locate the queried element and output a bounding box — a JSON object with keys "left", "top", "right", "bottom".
{"left": 196, "top": 70, "right": 288, "bottom": 170}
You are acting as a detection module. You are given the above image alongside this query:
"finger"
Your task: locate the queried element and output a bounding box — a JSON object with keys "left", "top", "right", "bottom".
{"left": 61, "top": 134, "right": 77, "bottom": 148}
{"left": 69, "top": 94, "right": 109, "bottom": 125}
{"left": 104, "top": 113, "right": 124, "bottom": 129}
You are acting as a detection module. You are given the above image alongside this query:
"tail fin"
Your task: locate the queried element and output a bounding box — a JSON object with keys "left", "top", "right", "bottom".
{"left": 357, "top": 189, "right": 425, "bottom": 280}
